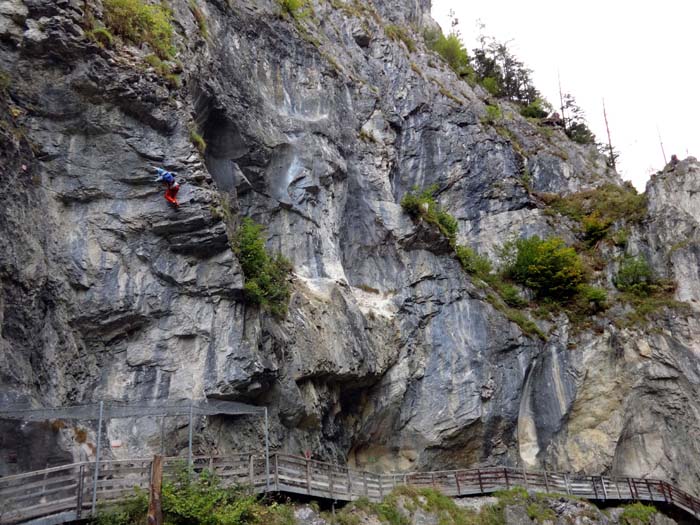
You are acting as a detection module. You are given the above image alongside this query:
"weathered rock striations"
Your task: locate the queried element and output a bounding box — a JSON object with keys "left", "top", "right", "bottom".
{"left": 0, "top": 0, "right": 698, "bottom": 496}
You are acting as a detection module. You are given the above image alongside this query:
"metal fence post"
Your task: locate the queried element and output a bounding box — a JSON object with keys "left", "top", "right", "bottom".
{"left": 90, "top": 401, "right": 104, "bottom": 516}
{"left": 160, "top": 416, "right": 165, "bottom": 455}
{"left": 264, "top": 408, "right": 270, "bottom": 493}
{"left": 187, "top": 403, "right": 194, "bottom": 468}
{"left": 76, "top": 464, "right": 85, "bottom": 519}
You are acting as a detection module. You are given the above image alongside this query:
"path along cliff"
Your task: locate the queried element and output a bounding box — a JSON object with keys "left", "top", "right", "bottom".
{"left": 0, "top": 0, "right": 699, "bottom": 497}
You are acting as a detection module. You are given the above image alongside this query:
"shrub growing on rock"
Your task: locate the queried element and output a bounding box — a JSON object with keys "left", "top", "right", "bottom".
{"left": 455, "top": 245, "right": 492, "bottom": 278}
{"left": 423, "top": 28, "right": 472, "bottom": 78}
{"left": 614, "top": 256, "right": 654, "bottom": 297}
{"left": 103, "top": 0, "right": 175, "bottom": 59}
{"left": 277, "top": 0, "right": 310, "bottom": 20}
{"left": 542, "top": 182, "right": 646, "bottom": 242}
{"left": 502, "top": 235, "right": 586, "bottom": 300}
{"left": 620, "top": 502, "right": 657, "bottom": 525}
{"left": 401, "top": 185, "right": 458, "bottom": 244}
{"left": 520, "top": 97, "right": 551, "bottom": 119}
{"left": 233, "top": 218, "right": 292, "bottom": 318}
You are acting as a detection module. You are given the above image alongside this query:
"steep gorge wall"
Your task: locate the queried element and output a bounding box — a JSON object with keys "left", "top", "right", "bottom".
{"left": 0, "top": 0, "right": 699, "bottom": 495}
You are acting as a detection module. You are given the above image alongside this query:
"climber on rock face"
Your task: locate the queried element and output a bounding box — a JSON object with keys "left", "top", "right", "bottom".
{"left": 153, "top": 167, "right": 180, "bottom": 209}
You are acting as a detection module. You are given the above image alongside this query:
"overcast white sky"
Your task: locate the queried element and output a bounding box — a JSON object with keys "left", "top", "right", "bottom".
{"left": 431, "top": 1, "right": 700, "bottom": 191}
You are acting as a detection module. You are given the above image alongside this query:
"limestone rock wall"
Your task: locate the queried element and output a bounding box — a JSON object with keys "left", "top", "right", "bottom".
{"left": 0, "top": 0, "right": 698, "bottom": 495}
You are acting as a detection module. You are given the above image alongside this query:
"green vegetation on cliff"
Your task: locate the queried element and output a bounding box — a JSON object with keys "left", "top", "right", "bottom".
{"left": 400, "top": 185, "right": 619, "bottom": 337}
{"left": 102, "top": 0, "right": 175, "bottom": 59}
{"left": 95, "top": 467, "right": 293, "bottom": 525}
{"left": 501, "top": 235, "right": 586, "bottom": 300}
{"left": 423, "top": 28, "right": 472, "bottom": 79}
{"left": 401, "top": 185, "right": 458, "bottom": 244}
{"left": 540, "top": 182, "right": 646, "bottom": 244}
{"left": 233, "top": 218, "right": 292, "bottom": 318}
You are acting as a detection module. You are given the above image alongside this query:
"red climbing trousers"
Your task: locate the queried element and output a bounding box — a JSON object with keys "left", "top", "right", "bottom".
{"left": 164, "top": 182, "right": 180, "bottom": 207}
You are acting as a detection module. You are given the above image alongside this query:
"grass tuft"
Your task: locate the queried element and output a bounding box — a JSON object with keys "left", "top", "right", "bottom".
{"left": 103, "top": 0, "right": 175, "bottom": 59}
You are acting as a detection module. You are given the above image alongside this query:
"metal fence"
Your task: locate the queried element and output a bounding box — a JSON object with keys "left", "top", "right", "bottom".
{"left": 0, "top": 398, "right": 270, "bottom": 515}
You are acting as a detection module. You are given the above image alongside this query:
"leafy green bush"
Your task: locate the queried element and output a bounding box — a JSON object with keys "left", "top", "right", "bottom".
{"left": 423, "top": 28, "right": 472, "bottom": 78}
{"left": 103, "top": 0, "right": 175, "bottom": 59}
{"left": 566, "top": 121, "right": 596, "bottom": 144}
{"left": 520, "top": 97, "right": 551, "bottom": 119}
{"left": 162, "top": 469, "right": 259, "bottom": 525}
{"left": 499, "top": 283, "right": 527, "bottom": 307}
{"left": 233, "top": 218, "right": 292, "bottom": 318}
{"left": 277, "top": 0, "right": 310, "bottom": 20}
{"left": 95, "top": 489, "right": 148, "bottom": 525}
{"left": 581, "top": 212, "right": 612, "bottom": 245}
{"left": 385, "top": 24, "right": 416, "bottom": 52}
{"left": 615, "top": 256, "right": 654, "bottom": 297}
{"left": 574, "top": 284, "right": 608, "bottom": 313}
{"left": 481, "top": 76, "right": 500, "bottom": 96}
{"left": 484, "top": 104, "right": 501, "bottom": 124}
{"left": 502, "top": 236, "right": 586, "bottom": 300}
{"left": 620, "top": 502, "right": 657, "bottom": 525}
{"left": 472, "top": 33, "right": 540, "bottom": 105}
{"left": 455, "top": 245, "right": 492, "bottom": 278}
{"left": 400, "top": 185, "right": 458, "bottom": 244}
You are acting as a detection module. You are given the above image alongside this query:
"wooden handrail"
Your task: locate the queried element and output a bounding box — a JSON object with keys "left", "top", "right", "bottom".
{"left": 1, "top": 452, "right": 699, "bottom": 524}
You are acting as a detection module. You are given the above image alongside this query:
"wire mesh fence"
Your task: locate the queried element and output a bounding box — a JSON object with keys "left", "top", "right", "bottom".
{"left": 0, "top": 398, "right": 265, "bottom": 421}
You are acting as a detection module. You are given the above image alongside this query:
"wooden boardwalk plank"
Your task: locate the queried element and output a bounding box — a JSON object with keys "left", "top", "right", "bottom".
{"left": 2, "top": 454, "right": 699, "bottom": 524}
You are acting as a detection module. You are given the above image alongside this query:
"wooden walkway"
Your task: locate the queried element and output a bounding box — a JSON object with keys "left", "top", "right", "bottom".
{"left": 1, "top": 453, "right": 699, "bottom": 524}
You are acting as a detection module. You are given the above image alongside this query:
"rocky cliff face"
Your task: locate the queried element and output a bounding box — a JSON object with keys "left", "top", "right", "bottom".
{"left": 1, "top": 0, "right": 699, "bottom": 496}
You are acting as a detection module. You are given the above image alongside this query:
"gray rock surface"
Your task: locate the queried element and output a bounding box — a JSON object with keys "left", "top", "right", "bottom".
{"left": 0, "top": 0, "right": 699, "bottom": 501}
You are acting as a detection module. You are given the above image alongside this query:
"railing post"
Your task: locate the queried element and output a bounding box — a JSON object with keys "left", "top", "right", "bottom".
{"left": 249, "top": 455, "right": 255, "bottom": 486}
{"left": 147, "top": 455, "right": 163, "bottom": 525}
{"left": 431, "top": 472, "right": 436, "bottom": 489}
{"left": 564, "top": 474, "right": 571, "bottom": 495}
{"left": 329, "top": 466, "right": 335, "bottom": 500}
{"left": 264, "top": 408, "right": 270, "bottom": 493}
{"left": 592, "top": 476, "right": 598, "bottom": 499}
{"left": 454, "top": 472, "right": 461, "bottom": 495}
{"left": 347, "top": 469, "right": 352, "bottom": 498}
{"left": 363, "top": 471, "right": 368, "bottom": 497}
{"left": 522, "top": 467, "right": 529, "bottom": 489}
{"left": 306, "top": 459, "right": 312, "bottom": 495}
{"left": 378, "top": 473, "right": 383, "bottom": 500}
{"left": 645, "top": 479, "right": 654, "bottom": 501}
{"left": 274, "top": 454, "right": 280, "bottom": 491}
{"left": 614, "top": 478, "right": 622, "bottom": 499}
{"left": 600, "top": 476, "right": 608, "bottom": 500}
{"left": 477, "top": 469, "right": 484, "bottom": 494}
{"left": 91, "top": 400, "right": 104, "bottom": 516}
{"left": 543, "top": 471, "right": 550, "bottom": 493}
{"left": 187, "top": 403, "right": 194, "bottom": 468}
{"left": 76, "top": 464, "right": 85, "bottom": 519}
{"left": 627, "top": 478, "right": 635, "bottom": 500}
{"left": 504, "top": 468, "right": 510, "bottom": 489}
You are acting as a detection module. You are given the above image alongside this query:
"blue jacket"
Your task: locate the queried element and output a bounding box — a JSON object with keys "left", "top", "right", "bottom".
{"left": 154, "top": 167, "right": 175, "bottom": 185}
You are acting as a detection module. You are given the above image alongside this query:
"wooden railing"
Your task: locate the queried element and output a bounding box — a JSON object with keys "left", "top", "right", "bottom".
{"left": 1, "top": 454, "right": 699, "bottom": 524}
